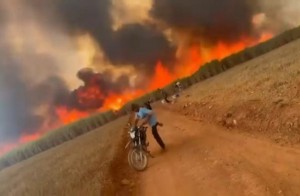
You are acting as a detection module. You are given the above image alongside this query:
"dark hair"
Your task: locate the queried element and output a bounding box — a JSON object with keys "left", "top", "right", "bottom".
{"left": 131, "top": 103, "right": 139, "bottom": 111}
{"left": 144, "top": 101, "right": 152, "bottom": 110}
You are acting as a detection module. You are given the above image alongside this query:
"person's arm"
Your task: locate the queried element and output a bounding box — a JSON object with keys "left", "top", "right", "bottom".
{"left": 133, "top": 112, "right": 141, "bottom": 127}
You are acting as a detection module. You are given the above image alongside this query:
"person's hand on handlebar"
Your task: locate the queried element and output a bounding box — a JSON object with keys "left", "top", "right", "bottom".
{"left": 139, "top": 119, "right": 148, "bottom": 127}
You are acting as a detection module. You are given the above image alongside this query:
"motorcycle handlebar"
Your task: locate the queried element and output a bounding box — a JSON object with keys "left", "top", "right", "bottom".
{"left": 130, "top": 126, "right": 148, "bottom": 132}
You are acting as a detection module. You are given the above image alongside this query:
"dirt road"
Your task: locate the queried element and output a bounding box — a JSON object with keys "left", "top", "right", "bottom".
{"left": 127, "top": 108, "right": 300, "bottom": 196}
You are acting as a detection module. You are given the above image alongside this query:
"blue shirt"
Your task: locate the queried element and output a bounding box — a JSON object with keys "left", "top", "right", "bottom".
{"left": 136, "top": 107, "right": 157, "bottom": 127}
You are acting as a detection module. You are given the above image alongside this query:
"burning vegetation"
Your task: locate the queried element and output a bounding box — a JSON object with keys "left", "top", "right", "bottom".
{"left": 0, "top": 0, "right": 299, "bottom": 154}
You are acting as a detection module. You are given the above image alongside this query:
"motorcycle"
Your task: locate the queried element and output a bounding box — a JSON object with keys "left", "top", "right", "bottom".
{"left": 125, "top": 126, "right": 151, "bottom": 171}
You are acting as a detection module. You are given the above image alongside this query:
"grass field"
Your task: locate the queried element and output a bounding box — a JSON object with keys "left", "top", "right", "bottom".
{"left": 0, "top": 116, "right": 128, "bottom": 195}
{"left": 173, "top": 38, "right": 300, "bottom": 145}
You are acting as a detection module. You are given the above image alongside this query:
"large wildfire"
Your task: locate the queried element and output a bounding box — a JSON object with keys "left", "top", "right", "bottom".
{"left": 0, "top": 0, "right": 299, "bottom": 155}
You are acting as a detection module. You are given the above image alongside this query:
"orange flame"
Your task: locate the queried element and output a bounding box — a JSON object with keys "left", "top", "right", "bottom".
{"left": 102, "top": 89, "right": 145, "bottom": 110}
{"left": 149, "top": 61, "right": 175, "bottom": 90}
{"left": 56, "top": 107, "right": 89, "bottom": 124}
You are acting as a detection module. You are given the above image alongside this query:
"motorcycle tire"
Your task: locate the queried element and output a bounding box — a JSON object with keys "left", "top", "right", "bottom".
{"left": 127, "top": 148, "right": 134, "bottom": 169}
{"left": 128, "top": 148, "right": 148, "bottom": 171}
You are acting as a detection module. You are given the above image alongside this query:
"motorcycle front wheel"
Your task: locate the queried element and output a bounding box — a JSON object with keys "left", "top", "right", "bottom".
{"left": 128, "top": 148, "right": 148, "bottom": 171}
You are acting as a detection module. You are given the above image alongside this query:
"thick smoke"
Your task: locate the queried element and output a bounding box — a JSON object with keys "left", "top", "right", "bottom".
{"left": 0, "top": 48, "right": 70, "bottom": 142}
{"left": 0, "top": 47, "right": 128, "bottom": 142}
{"left": 150, "top": 0, "right": 256, "bottom": 44}
{"left": 151, "top": 0, "right": 300, "bottom": 44}
{"left": 28, "top": 0, "right": 176, "bottom": 72}
{"left": 255, "top": 0, "right": 300, "bottom": 33}
{"left": 110, "top": 24, "right": 174, "bottom": 68}
{"left": 0, "top": 0, "right": 135, "bottom": 143}
{"left": 0, "top": 28, "right": 68, "bottom": 141}
{"left": 0, "top": 38, "right": 132, "bottom": 143}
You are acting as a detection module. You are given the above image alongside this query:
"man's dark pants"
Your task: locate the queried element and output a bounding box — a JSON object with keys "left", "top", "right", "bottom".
{"left": 151, "top": 123, "right": 165, "bottom": 149}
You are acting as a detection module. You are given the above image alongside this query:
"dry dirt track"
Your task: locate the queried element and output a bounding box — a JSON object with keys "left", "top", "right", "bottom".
{"left": 124, "top": 107, "right": 300, "bottom": 196}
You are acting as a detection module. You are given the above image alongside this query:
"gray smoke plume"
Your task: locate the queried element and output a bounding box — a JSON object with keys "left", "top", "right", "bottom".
{"left": 0, "top": 0, "right": 137, "bottom": 143}
{"left": 150, "top": 0, "right": 256, "bottom": 44}
{"left": 151, "top": 0, "right": 300, "bottom": 44}
{"left": 109, "top": 24, "right": 175, "bottom": 69}
{"left": 0, "top": 47, "right": 70, "bottom": 143}
{"left": 255, "top": 0, "right": 300, "bottom": 33}
{"left": 0, "top": 42, "right": 131, "bottom": 143}
{"left": 27, "top": 0, "right": 176, "bottom": 72}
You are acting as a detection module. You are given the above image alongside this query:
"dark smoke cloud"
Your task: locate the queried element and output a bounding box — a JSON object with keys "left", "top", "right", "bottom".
{"left": 27, "top": 0, "right": 176, "bottom": 72}
{"left": 76, "top": 68, "right": 131, "bottom": 95}
{"left": 53, "top": 0, "right": 113, "bottom": 46}
{"left": 109, "top": 24, "right": 175, "bottom": 69}
{"left": 0, "top": 2, "right": 72, "bottom": 143}
{"left": 0, "top": 52, "right": 40, "bottom": 141}
{"left": 150, "top": 0, "right": 255, "bottom": 44}
{"left": 0, "top": 47, "right": 70, "bottom": 142}
{"left": 91, "top": 70, "right": 131, "bottom": 94}
{"left": 32, "top": 76, "right": 71, "bottom": 107}
{"left": 0, "top": 0, "right": 145, "bottom": 143}
{"left": 0, "top": 48, "right": 128, "bottom": 142}
{"left": 0, "top": 49, "right": 132, "bottom": 142}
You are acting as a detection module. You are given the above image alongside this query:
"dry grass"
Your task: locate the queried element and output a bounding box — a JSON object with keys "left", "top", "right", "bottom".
{"left": 0, "top": 115, "right": 128, "bottom": 196}
{"left": 174, "top": 38, "right": 300, "bottom": 145}
{"left": 0, "top": 111, "right": 118, "bottom": 171}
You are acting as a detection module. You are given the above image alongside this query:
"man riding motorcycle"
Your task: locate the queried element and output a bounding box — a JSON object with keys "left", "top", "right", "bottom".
{"left": 131, "top": 103, "right": 166, "bottom": 150}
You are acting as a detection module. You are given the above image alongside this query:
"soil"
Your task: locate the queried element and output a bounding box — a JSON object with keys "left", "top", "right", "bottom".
{"left": 109, "top": 108, "right": 300, "bottom": 196}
